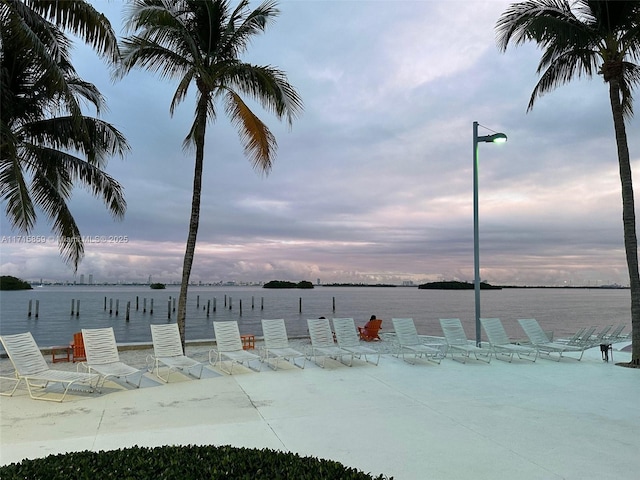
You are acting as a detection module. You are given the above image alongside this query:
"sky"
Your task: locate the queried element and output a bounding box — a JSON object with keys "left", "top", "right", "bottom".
{"left": 1, "top": 0, "right": 639, "bottom": 287}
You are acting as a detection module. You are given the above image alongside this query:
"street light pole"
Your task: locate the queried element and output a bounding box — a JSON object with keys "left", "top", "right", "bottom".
{"left": 473, "top": 121, "right": 507, "bottom": 346}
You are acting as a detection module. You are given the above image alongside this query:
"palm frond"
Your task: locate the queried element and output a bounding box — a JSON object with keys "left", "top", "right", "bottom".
{"left": 218, "top": 62, "right": 303, "bottom": 126}
{"left": 0, "top": 157, "right": 37, "bottom": 232}
{"left": 26, "top": 0, "right": 120, "bottom": 63}
{"left": 224, "top": 90, "right": 275, "bottom": 174}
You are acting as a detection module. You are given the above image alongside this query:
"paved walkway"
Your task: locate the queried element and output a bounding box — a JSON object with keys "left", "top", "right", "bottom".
{"left": 1, "top": 340, "right": 638, "bottom": 479}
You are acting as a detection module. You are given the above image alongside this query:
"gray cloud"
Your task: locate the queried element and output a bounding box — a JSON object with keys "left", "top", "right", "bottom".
{"left": 1, "top": 0, "right": 638, "bottom": 286}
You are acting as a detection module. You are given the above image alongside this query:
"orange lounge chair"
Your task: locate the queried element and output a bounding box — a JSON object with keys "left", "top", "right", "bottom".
{"left": 358, "top": 319, "right": 382, "bottom": 341}
{"left": 70, "top": 332, "right": 86, "bottom": 363}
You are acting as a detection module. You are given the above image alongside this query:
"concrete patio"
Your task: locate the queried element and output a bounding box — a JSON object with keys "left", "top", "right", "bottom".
{"left": 1, "top": 342, "right": 638, "bottom": 479}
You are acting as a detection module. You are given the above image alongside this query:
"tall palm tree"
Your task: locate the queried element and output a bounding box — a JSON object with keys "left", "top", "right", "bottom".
{"left": 1, "top": 0, "right": 129, "bottom": 269}
{"left": 496, "top": 0, "right": 640, "bottom": 365}
{"left": 117, "top": 0, "right": 303, "bottom": 346}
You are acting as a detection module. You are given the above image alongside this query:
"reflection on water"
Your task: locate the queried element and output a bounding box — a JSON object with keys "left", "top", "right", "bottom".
{"left": 0, "top": 285, "right": 631, "bottom": 347}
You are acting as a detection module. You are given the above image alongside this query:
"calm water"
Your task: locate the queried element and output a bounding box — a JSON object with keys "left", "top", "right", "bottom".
{"left": 0, "top": 285, "right": 632, "bottom": 347}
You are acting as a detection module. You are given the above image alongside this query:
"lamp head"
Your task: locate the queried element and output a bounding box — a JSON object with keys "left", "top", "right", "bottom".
{"left": 478, "top": 132, "right": 507, "bottom": 144}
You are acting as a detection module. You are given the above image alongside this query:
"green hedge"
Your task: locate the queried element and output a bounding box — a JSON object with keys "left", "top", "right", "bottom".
{"left": 0, "top": 445, "right": 393, "bottom": 479}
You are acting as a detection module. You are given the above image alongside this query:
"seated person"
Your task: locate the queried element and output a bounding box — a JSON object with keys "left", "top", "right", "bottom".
{"left": 358, "top": 315, "right": 382, "bottom": 341}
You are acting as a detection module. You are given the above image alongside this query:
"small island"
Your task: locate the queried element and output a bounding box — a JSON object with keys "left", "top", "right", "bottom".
{"left": 263, "top": 280, "right": 314, "bottom": 289}
{"left": 149, "top": 283, "right": 166, "bottom": 289}
{"left": 0, "top": 275, "right": 33, "bottom": 290}
{"left": 418, "top": 281, "right": 501, "bottom": 290}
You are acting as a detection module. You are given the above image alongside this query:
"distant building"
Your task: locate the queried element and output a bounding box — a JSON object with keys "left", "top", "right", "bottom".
{"left": 79, "top": 274, "right": 85, "bottom": 285}
{"left": 88, "top": 274, "right": 93, "bottom": 285}
{"left": 317, "top": 278, "right": 321, "bottom": 285}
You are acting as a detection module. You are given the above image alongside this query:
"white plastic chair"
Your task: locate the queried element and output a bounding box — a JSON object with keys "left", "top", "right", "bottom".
{"left": 439, "top": 318, "right": 492, "bottom": 363}
{"left": 480, "top": 318, "right": 537, "bottom": 362}
{"left": 261, "top": 319, "right": 306, "bottom": 370}
{"left": 306, "top": 318, "right": 352, "bottom": 367}
{"left": 332, "top": 318, "right": 379, "bottom": 365}
{"left": 209, "top": 321, "right": 261, "bottom": 374}
{"left": 0, "top": 332, "right": 99, "bottom": 402}
{"left": 148, "top": 323, "right": 205, "bottom": 382}
{"left": 391, "top": 318, "right": 444, "bottom": 364}
{"left": 82, "top": 327, "right": 145, "bottom": 387}
{"left": 517, "top": 319, "right": 586, "bottom": 361}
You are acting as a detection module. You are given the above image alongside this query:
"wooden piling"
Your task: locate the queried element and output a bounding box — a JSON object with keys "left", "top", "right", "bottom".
{"left": 168, "top": 299, "right": 171, "bottom": 319}
{"left": 71, "top": 299, "right": 75, "bottom": 315}
{"left": 136, "top": 296, "right": 139, "bottom": 311}
{"left": 126, "top": 301, "right": 131, "bottom": 322}
{"left": 35, "top": 299, "right": 39, "bottom": 318}
{"left": 229, "top": 297, "right": 232, "bottom": 310}
{"left": 143, "top": 298, "right": 147, "bottom": 313}
{"left": 104, "top": 296, "right": 107, "bottom": 310}
{"left": 299, "top": 297, "right": 302, "bottom": 313}
{"left": 115, "top": 299, "right": 119, "bottom": 316}
{"left": 261, "top": 297, "right": 264, "bottom": 310}
{"left": 28, "top": 299, "right": 32, "bottom": 317}
{"left": 207, "top": 300, "right": 210, "bottom": 317}
{"left": 150, "top": 298, "right": 154, "bottom": 314}
{"left": 109, "top": 298, "right": 113, "bottom": 315}
{"left": 333, "top": 296, "right": 336, "bottom": 312}
{"left": 239, "top": 299, "right": 243, "bottom": 316}
{"left": 213, "top": 297, "right": 217, "bottom": 312}
{"left": 76, "top": 300, "right": 80, "bottom": 317}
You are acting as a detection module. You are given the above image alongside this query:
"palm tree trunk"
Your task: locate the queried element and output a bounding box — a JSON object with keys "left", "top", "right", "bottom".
{"left": 609, "top": 79, "right": 640, "bottom": 365}
{"left": 177, "top": 99, "right": 208, "bottom": 350}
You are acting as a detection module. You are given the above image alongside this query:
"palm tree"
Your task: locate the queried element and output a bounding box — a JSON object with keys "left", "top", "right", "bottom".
{"left": 116, "top": 0, "right": 303, "bottom": 346}
{"left": 1, "top": 0, "right": 128, "bottom": 269}
{"left": 496, "top": 0, "right": 640, "bottom": 365}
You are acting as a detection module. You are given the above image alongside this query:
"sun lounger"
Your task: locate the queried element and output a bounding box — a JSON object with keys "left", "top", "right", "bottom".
{"left": 332, "top": 318, "right": 380, "bottom": 365}
{"left": 555, "top": 326, "right": 588, "bottom": 345}
{"left": 480, "top": 318, "right": 537, "bottom": 362}
{"left": 210, "top": 321, "right": 261, "bottom": 374}
{"left": 604, "top": 324, "right": 627, "bottom": 343}
{"left": 584, "top": 324, "right": 613, "bottom": 347}
{"left": 0, "top": 332, "right": 99, "bottom": 402}
{"left": 306, "top": 318, "right": 353, "bottom": 367}
{"left": 148, "top": 323, "right": 205, "bottom": 382}
{"left": 439, "top": 318, "right": 491, "bottom": 363}
{"left": 517, "top": 319, "right": 587, "bottom": 361}
{"left": 391, "top": 318, "right": 444, "bottom": 364}
{"left": 261, "top": 319, "right": 306, "bottom": 370}
{"left": 82, "top": 327, "right": 146, "bottom": 388}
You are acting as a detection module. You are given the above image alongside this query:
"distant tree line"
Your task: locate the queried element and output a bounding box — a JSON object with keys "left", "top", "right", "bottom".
{"left": 263, "top": 280, "right": 314, "bottom": 289}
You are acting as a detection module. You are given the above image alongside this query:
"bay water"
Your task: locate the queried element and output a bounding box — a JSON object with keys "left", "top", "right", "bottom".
{"left": 0, "top": 285, "right": 631, "bottom": 348}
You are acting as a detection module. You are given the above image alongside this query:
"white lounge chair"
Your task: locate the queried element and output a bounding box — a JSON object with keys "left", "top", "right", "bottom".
{"left": 585, "top": 324, "right": 613, "bottom": 347}
{"left": 82, "top": 327, "right": 146, "bottom": 387}
{"left": 480, "top": 318, "right": 538, "bottom": 362}
{"left": 517, "top": 319, "right": 586, "bottom": 361}
{"left": 261, "top": 318, "right": 306, "bottom": 370}
{"left": 209, "top": 321, "right": 261, "bottom": 374}
{"left": 306, "top": 318, "right": 352, "bottom": 367}
{"left": 562, "top": 326, "right": 596, "bottom": 346}
{"left": 439, "top": 318, "right": 491, "bottom": 363}
{"left": 0, "top": 332, "right": 99, "bottom": 402}
{"left": 391, "top": 318, "right": 443, "bottom": 364}
{"left": 555, "top": 326, "right": 588, "bottom": 345}
{"left": 148, "top": 323, "right": 205, "bottom": 382}
{"left": 332, "top": 318, "right": 380, "bottom": 366}
{"left": 604, "top": 324, "right": 627, "bottom": 343}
